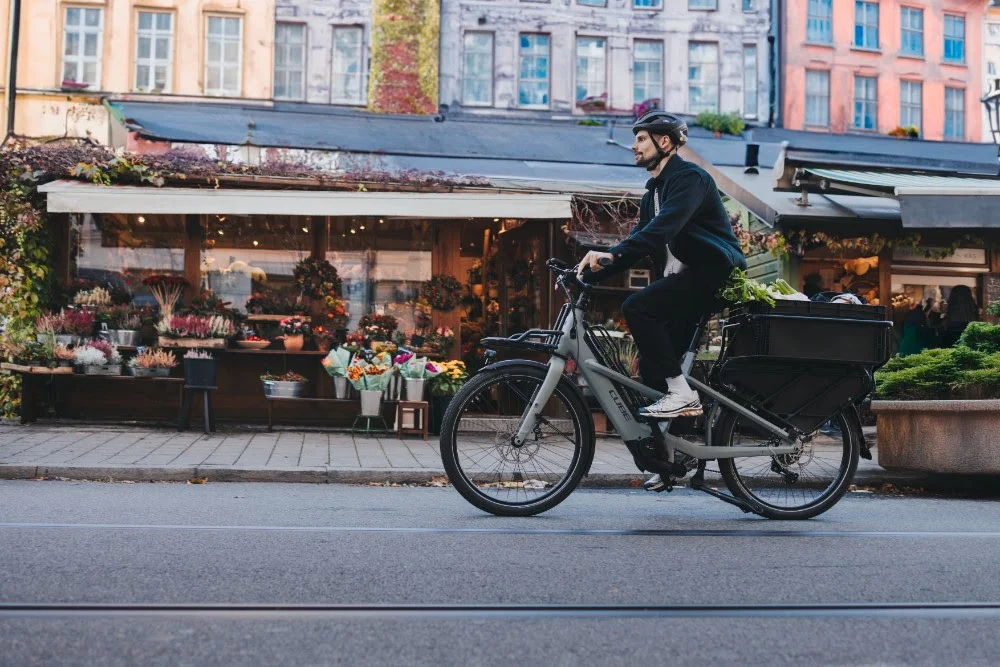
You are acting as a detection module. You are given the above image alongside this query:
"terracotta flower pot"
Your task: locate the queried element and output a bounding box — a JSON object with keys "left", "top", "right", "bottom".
{"left": 283, "top": 334, "right": 305, "bottom": 352}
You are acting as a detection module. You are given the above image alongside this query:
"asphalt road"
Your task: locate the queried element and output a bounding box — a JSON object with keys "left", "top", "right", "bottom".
{"left": 1, "top": 480, "right": 999, "bottom": 666}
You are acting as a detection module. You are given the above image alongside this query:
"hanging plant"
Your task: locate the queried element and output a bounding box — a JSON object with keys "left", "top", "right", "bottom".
{"left": 420, "top": 274, "right": 463, "bottom": 312}
{"left": 292, "top": 257, "right": 342, "bottom": 299}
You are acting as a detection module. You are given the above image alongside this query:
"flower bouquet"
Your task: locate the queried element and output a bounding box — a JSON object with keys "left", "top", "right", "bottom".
{"left": 321, "top": 347, "right": 354, "bottom": 398}
{"left": 73, "top": 286, "right": 112, "bottom": 308}
{"left": 428, "top": 360, "right": 468, "bottom": 435}
{"left": 73, "top": 340, "right": 122, "bottom": 375}
{"left": 397, "top": 355, "right": 441, "bottom": 401}
{"left": 346, "top": 358, "right": 393, "bottom": 416}
{"left": 142, "top": 274, "right": 189, "bottom": 319}
{"left": 358, "top": 313, "right": 398, "bottom": 343}
{"left": 54, "top": 309, "right": 95, "bottom": 345}
{"left": 156, "top": 314, "right": 234, "bottom": 348}
{"left": 34, "top": 313, "right": 60, "bottom": 347}
{"left": 260, "top": 370, "right": 309, "bottom": 398}
{"left": 323, "top": 292, "right": 350, "bottom": 328}
{"left": 128, "top": 348, "right": 178, "bottom": 378}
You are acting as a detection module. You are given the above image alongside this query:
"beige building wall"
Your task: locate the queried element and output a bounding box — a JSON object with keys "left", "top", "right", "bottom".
{"left": 1, "top": 0, "right": 275, "bottom": 143}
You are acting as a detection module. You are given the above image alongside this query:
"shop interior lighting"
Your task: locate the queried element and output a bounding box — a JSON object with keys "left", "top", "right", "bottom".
{"left": 350, "top": 229, "right": 356, "bottom": 234}
{"left": 302, "top": 227, "right": 309, "bottom": 233}
{"left": 359, "top": 225, "right": 366, "bottom": 230}
{"left": 379, "top": 219, "right": 384, "bottom": 224}
{"left": 217, "top": 230, "right": 224, "bottom": 235}
{"left": 137, "top": 216, "right": 145, "bottom": 224}
{"left": 252, "top": 240, "right": 259, "bottom": 247}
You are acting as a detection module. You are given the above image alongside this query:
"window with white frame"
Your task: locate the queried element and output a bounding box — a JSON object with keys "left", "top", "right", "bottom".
{"left": 205, "top": 15, "right": 242, "bottom": 96}
{"left": 518, "top": 34, "right": 550, "bottom": 108}
{"left": 806, "top": 0, "right": 832, "bottom": 44}
{"left": 805, "top": 70, "right": 830, "bottom": 127}
{"left": 854, "top": 1, "right": 879, "bottom": 49}
{"left": 899, "top": 7, "right": 923, "bottom": 57}
{"left": 462, "top": 32, "right": 494, "bottom": 106}
{"left": 633, "top": 0, "right": 663, "bottom": 8}
{"left": 687, "top": 42, "right": 718, "bottom": 114}
{"left": 743, "top": 45, "right": 758, "bottom": 118}
{"left": 899, "top": 80, "right": 921, "bottom": 132}
{"left": 134, "top": 11, "right": 172, "bottom": 92}
{"left": 331, "top": 27, "right": 365, "bottom": 104}
{"left": 944, "top": 87, "right": 964, "bottom": 139}
{"left": 943, "top": 14, "right": 965, "bottom": 63}
{"left": 62, "top": 6, "right": 103, "bottom": 87}
{"left": 274, "top": 23, "right": 306, "bottom": 100}
{"left": 689, "top": 0, "right": 717, "bottom": 9}
{"left": 853, "top": 75, "right": 877, "bottom": 130}
{"left": 633, "top": 40, "right": 663, "bottom": 106}
{"left": 575, "top": 37, "right": 606, "bottom": 102}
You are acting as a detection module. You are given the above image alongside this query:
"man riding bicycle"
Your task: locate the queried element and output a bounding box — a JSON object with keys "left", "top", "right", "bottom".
{"left": 577, "top": 110, "right": 747, "bottom": 421}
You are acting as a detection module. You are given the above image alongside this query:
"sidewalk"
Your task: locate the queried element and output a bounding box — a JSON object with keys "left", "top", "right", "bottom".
{"left": 0, "top": 422, "right": 908, "bottom": 487}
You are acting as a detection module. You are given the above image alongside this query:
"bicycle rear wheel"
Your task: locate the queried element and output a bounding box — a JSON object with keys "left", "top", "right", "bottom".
{"left": 715, "top": 407, "right": 860, "bottom": 520}
{"left": 439, "top": 364, "right": 592, "bottom": 516}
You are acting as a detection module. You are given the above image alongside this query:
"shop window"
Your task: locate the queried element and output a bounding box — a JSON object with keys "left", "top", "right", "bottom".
{"left": 326, "top": 219, "right": 433, "bottom": 334}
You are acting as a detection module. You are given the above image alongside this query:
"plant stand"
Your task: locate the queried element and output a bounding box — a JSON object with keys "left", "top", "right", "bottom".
{"left": 351, "top": 414, "right": 391, "bottom": 436}
{"left": 178, "top": 385, "right": 216, "bottom": 435}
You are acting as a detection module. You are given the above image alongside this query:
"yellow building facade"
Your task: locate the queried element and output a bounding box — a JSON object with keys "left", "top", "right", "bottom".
{"left": 1, "top": 0, "right": 275, "bottom": 142}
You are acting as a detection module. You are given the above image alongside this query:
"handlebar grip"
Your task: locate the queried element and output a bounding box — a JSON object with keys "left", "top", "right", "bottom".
{"left": 597, "top": 257, "right": 613, "bottom": 268}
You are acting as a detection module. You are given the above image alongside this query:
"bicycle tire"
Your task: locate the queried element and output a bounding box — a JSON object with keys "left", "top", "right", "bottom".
{"left": 440, "top": 363, "right": 593, "bottom": 517}
{"left": 715, "top": 407, "right": 860, "bottom": 520}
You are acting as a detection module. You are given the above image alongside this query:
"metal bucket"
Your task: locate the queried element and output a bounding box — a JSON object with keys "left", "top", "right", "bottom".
{"left": 107, "top": 330, "right": 142, "bottom": 346}
{"left": 333, "top": 376, "right": 349, "bottom": 399}
{"left": 405, "top": 378, "right": 425, "bottom": 401}
{"left": 360, "top": 390, "right": 382, "bottom": 416}
{"left": 262, "top": 381, "right": 305, "bottom": 398}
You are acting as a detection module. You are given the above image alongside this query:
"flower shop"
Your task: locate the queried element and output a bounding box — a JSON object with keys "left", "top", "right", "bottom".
{"left": 0, "top": 143, "right": 573, "bottom": 429}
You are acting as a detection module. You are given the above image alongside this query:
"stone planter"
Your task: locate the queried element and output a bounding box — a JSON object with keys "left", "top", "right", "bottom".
{"left": 160, "top": 337, "right": 226, "bottom": 349}
{"left": 131, "top": 367, "right": 171, "bottom": 378}
{"left": 870, "top": 399, "right": 1000, "bottom": 474}
{"left": 77, "top": 363, "right": 122, "bottom": 376}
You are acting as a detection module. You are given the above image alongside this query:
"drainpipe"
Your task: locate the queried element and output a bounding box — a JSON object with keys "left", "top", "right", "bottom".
{"left": 768, "top": 0, "right": 782, "bottom": 128}
{"left": 5, "top": 0, "right": 21, "bottom": 138}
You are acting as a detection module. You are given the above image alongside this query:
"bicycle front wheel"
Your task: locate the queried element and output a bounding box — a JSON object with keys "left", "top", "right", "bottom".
{"left": 716, "top": 407, "right": 860, "bottom": 520}
{"left": 440, "top": 364, "right": 592, "bottom": 516}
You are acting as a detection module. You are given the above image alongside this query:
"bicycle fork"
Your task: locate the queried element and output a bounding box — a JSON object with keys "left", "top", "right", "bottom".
{"left": 511, "top": 357, "right": 567, "bottom": 446}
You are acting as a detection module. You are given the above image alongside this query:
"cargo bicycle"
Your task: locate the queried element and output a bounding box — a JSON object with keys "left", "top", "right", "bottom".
{"left": 439, "top": 258, "right": 892, "bottom": 519}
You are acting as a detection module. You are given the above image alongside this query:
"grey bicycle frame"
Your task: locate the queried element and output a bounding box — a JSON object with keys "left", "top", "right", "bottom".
{"left": 511, "top": 304, "right": 799, "bottom": 460}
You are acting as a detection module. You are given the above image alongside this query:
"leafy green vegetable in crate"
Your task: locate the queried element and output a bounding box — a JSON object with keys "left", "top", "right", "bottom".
{"left": 717, "top": 268, "right": 775, "bottom": 307}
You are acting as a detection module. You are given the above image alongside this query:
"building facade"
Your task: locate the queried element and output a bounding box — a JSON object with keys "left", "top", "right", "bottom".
{"left": 272, "top": 0, "right": 772, "bottom": 119}
{"left": 1, "top": 0, "right": 275, "bottom": 142}
{"left": 986, "top": 1, "right": 1000, "bottom": 142}
{"left": 781, "top": 0, "right": 985, "bottom": 142}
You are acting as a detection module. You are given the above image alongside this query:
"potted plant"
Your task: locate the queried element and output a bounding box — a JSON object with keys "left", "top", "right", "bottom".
{"left": 321, "top": 347, "right": 354, "bottom": 398}
{"left": 312, "top": 326, "right": 336, "bottom": 353}
{"left": 468, "top": 260, "right": 484, "bottom": 297}
{"left": 52, "top": 344, "right": 75, "bottom": 367}
{"left": 397, "top": 354, "right": 441, "bottom": 401}
{"left": 346, "top": 358, "right": 392, "bottom": 416}
{"left": 871, "top": 319, "right": 1000, "bottom": 474}
{"left": 142, "top": 274, "right": 189, "bottom": 319}
{"left": 58, "top": 309, "right": 95, "bottom": 346}
{"left": 279, "top": 316, "right": 310, "bottom": 352}
{"left": 358, "top": 313, "right": 398, "bottom": 345}
{"left": 73, "top": 340, "right": 122, "bottom": 375}
{"left": 183, "top": 349, "right": 218, "bottom": 388}
{"left": 424, "top": 326, "right": 456, "bottom": 354}
{"left": 98, "top": 305, "right": 143, "bottom": 346}
{"left": 73, "top": 286, "right": 112, "bottom": 309}
{"left": 428, "top": 360, "right": 468, "bottom": 435}
{"left": 322, "top": 292, "right": 350, "bottom": 329}
{"left": 260, "top": 370, "right": 309, "bottom": 398}
{"left": 128, "top": 348, "right": 178, "bottom": 378}
{"left": 156, "top": 314, "right": 234, "bottom": 348}
{"left": 34, "top": 313, "right": 60, "bottom": 348}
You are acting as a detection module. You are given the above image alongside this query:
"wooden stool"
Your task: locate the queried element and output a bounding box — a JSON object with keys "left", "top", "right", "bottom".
{"left": 396, "top": 400, "right": 429, "bottom": 440}
{"left": 178, "top": 386, "right": 216, "bottom": 435}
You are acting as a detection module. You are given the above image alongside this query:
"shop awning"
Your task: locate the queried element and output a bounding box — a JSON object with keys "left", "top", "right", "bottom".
{"left": 37, "top": 180, "right": 572, "bottom": 219}
{"left": 802, "top": 168, "right": 1000, "bottom": 228}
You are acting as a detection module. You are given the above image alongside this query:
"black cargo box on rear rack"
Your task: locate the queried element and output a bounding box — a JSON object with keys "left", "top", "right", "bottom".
{"left": 714, "top": 300, "right": 892, "bottom": 433}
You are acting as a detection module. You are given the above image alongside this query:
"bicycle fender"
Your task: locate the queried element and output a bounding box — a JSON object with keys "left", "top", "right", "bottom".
{"left": 477, "top": 359, "right": 598, "bottom": 476}
{"left": 845, "top": 403, "right": 872, "bottom": 460}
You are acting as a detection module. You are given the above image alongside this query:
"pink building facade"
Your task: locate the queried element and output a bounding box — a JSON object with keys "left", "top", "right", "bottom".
{"left": 781, "top": 0, "right": 985, "bottom": 142}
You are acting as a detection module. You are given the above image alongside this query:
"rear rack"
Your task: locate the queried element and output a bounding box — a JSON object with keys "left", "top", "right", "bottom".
{"left": 480, "top": 329, "right": 566, "bottom": 358}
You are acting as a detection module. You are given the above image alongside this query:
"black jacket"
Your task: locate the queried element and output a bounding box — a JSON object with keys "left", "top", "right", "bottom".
{"left": 588, "top": 156, "right": 747, "bottom": 283}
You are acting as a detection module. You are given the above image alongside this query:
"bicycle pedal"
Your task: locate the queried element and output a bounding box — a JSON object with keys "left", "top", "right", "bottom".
{"left": 643, "top": 475, "right": 674, "bottom": 493}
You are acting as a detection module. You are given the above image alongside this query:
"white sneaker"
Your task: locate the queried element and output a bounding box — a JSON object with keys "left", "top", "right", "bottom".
{"left": 638, "top": 391, "right": 703, "bottom": 419}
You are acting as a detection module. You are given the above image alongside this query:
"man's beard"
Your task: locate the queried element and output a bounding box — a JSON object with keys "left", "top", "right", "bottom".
{"left": 637, "top": 152, "right": 661, "bottom": 171}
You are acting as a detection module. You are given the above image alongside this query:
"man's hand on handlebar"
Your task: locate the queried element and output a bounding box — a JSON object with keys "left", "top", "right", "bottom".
{"left": 576, "top": 251, "right": 614, "bottom": 280}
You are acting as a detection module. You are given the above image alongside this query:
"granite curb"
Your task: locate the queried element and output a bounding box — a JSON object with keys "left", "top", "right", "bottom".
{"left": 0, "top": 463, "right": 931, "bottom": 489}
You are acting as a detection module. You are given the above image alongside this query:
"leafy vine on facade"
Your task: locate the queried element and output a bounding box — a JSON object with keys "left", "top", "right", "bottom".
{"left": 368, "top": 0, "right": 440, "bottom": 115}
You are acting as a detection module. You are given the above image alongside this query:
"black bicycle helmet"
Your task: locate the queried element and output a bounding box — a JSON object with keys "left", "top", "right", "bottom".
{"left": 632, "top": 110, "right": 688, "bottom": 146}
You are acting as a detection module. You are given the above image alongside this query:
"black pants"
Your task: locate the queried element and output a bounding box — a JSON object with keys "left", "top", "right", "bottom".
{"left": 621, "top": 265, "right": 731, "bottom": 391}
